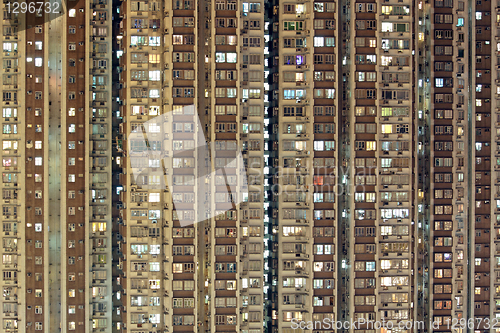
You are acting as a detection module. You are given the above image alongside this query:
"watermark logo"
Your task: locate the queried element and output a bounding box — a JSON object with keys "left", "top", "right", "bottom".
{"left": 291, "top": 318, "right": 428, "bottom": 331}
{"left": 4, "top": 0, "right": 77, "bottom": 31}
{"left": 127, "top": 105, "right": 247, "bottom": 227}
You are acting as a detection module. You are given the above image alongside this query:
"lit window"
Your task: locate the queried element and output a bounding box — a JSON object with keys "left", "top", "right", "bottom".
{"left": 35, "top": 157, "right": 42, "bottom": 166}
{"left": 92, "top": 223, "right": 106, "bottom": 232}
{"left": 227, "top": 53, "right": 237, "bottom": 63}
{"left": 69, "top": 9, "right": 76, "bottom": 17}
{"left": 435, "top": 78, "right": 443, "bottom": 87}
{"left": 149, "top": 89, "right": 160, "bottom": 98}
{"left": 149, "top": 314, "right": 161, "bottom": 323}
{"left": 476, "top": 12, "right": 482, "bottom": 20}
{"left": 314, "top": 141, "right": 324, "bottom": 151}
{"left": 215, "top": 52, "right": 226, "bottom": 62}
{"left": 150, "top": 245, "right": 161, "bottom": 255}
{"left": 149, "top": 36, "right": 161, "bottom": 46}
{"left": 149, "top": 193, "right": 160, "bottom": 202}
{"left": 148, "top": 123, "right": 161, "bottom": 133}
{"left": 149, "top": 54, "right": 160, "bottom": 63}
{"left": 381, "top": 22, "right": 393, "bottom": 32}
{"left": 149, "top": 70, "right": 161, "bottom": 81}
{"left": 35, "top": 41, "right": 43, "bottom": 50}
{"left": 366, "top": 141, "right": 376, "bottom": 151}
{"left": 476, "top": 99, "right": 482, "bottom": 107}
{"left": 457, "top": 18, "right": 464, "bottom": 27}
{"left": 68, "top": 124, "right": 76, "bottom": 133}
{"left": 35, "top": 141, "right": 42, "bottom": 149}
{"left": 149, "top": 106, "right": 159, "bottom": 115}
{"left": 366, "top": 262, "right": 376, "bottom": 271}
{"left": 313, "top": 37, "right": 324, "bottom": 47}
{"left": 314, "top": 262, "right": 323, "bottom": 271}
{"left": 68, "top": 174, "right": 76, "bottom": 183}
{"left": 35, "top": 58, "right": 43, "bottom": 67}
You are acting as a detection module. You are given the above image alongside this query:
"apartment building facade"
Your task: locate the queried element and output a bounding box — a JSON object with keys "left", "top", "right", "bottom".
{"left": 267, "top": 1, "right": 339, "bottom": 332}
{"left": 116, "top": 0, "right": 268, "bottom": 331}
{"left": 3, "top": 1, "right": 500, "bottom": 333}
{"left": 0, "top": 1, "right": 114, "bottom": 332}
{"left": 425, "top": 0, "right": 500, "bottom": 330}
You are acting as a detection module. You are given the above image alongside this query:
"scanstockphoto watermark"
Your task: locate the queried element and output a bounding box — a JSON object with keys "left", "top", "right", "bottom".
{"left": 126, "top": 105, "right": 379, "bottom": 227}
{"left": 127, "top": 105, "right": 248, "bottom": 227}
{"left": 291, "top": 318, "right": 428, "bottom": 330}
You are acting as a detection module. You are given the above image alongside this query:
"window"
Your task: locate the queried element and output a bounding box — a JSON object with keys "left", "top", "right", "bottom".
{"left": 314, "top": 37, "right": 324, "bottom": 47}
{"left": 149, "top": 89, "right": 160, "bottom": 98}
{"left": 149, "top": 70, "right": 160, "bottom": 81}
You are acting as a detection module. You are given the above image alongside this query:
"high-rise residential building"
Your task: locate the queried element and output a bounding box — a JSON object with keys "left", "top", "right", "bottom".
{"left": 116, "top": 0, "right": 202, "bottom": 332}
{"left": 0, "top": 1, "right": 114, "bottom": 332}
{"left": 113, "top": 0, "right": 500, "bottom": 333}
{"left": 116, "top": 0, "right": 267, "bottom": 332}
{"left": 6, "top": 0, "right": 500, "bottom": 333}
{"left": 268, "top": 1, "right": 338, "bottom": 333}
